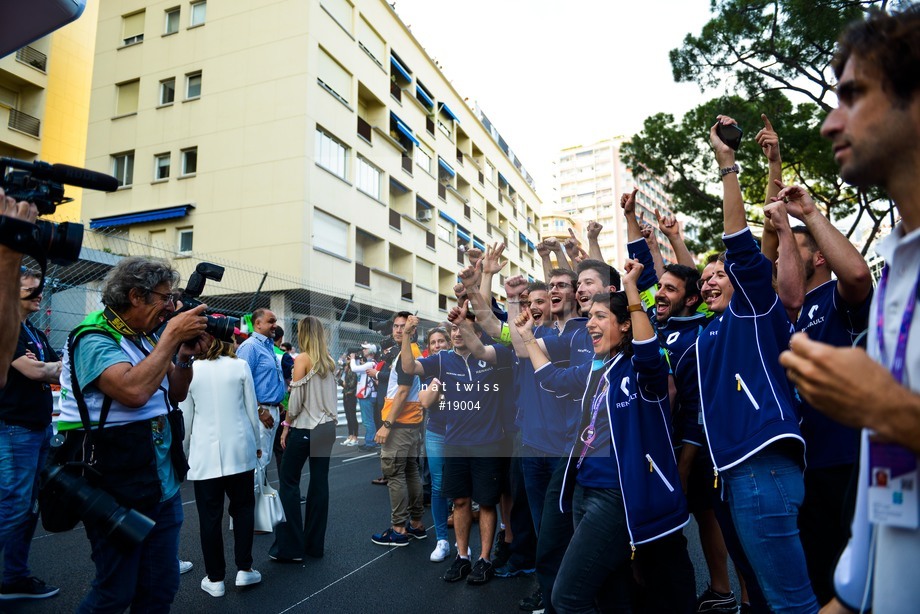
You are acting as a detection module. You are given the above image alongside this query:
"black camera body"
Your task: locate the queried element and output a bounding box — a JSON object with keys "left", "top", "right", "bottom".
{"left": 174, "top": 262, "right": 239, "bottom": 342}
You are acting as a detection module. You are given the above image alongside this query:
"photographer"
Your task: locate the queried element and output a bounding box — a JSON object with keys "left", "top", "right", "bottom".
{"left": 55, "top": 257, "right": 208, "bottom": 613}
{"left": 0, "top": 188, "right": 38, "bottom": 388}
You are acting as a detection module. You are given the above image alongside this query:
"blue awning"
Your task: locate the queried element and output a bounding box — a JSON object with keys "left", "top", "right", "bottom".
{"left": 439, "top": 103, "right": 459, "bottom": 123}
{"left": 438, "top": 210, "right": 458, "bottom": 225}
{"left": 416, "top": 196, "right": 432, "bottom": 209}
{"left": 390, "top": 55, "right": 412, "bottom": 83}
{"left": 456, "top": 228, "right": 471, "bottom": 243}
{"left": 90, "top": 204, "right": 194, "bottom": 229}
{"left": 438, "top": 158, "right": 455, "bottom": 177}
{"left": 473, "top": 238, "right": 485, "bottom": 251}
{"left": 391, "top": 114, "right": 419, "bottom": 146}
{"left": 498, "top": 172, "right": 509, "bottom": 186}
{"left": 518, "top": 231, "right": 526, "bottom": 242}
{"left": 415, "top": 86, "right": 434, "bottom": 109}
{"left": 526, "top": 239, "right": 535, "bottom": 249}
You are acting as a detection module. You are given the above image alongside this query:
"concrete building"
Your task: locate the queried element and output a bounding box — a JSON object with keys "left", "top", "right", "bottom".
{"left": 80, "top": 0, "right": 542, "bottom": 322}
{"left": 0, "top": 1, "right": 99, "bottom": 222}
{"left": 554, "top": 137, "right": 676, "bottom": 266}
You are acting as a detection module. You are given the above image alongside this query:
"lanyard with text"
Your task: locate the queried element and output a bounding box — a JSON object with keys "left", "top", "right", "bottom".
{"left": 22, "top": 321, "right": 44, "bottom": 362}
{"left": 868, "top": 264, "right": 919, "bottom": 529}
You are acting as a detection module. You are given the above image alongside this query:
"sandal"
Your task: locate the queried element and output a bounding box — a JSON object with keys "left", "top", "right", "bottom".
{"left": 371, "top": 477, "right": 388, "bottom": 486}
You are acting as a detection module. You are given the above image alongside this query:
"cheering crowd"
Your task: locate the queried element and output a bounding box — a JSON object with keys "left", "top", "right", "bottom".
{"left": 0, "top": 6, "right": 919, "bottom": 613}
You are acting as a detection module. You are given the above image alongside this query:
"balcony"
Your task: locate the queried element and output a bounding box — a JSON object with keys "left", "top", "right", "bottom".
{"left": 357, "top": 116, "right": 372, "bottom": 142}
{"left": 15, "top": 46, "right": 47, "bottom": 72}
{"left": 8, "top": 108, "right": 40, "bottom": 137}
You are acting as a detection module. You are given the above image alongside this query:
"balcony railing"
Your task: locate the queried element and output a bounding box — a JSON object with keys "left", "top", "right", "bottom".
{"left": 401, "top": 281, "right": 413, "bottom": 301}
{"left": 389, "top": 209, "right": 401, "bottom": 230}
{"left": 357, "top": 116, "right": 372, "bottom": 142}
{"left": 8, "top": 109, "right": 40, "bottom": 137}
{"left": 16, "top": 46, "right": 47, "bottom": 72}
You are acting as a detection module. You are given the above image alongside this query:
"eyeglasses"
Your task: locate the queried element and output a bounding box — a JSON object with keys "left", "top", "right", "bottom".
{"left": 147, "top": 288, "right": 177, "bottom": 305}
{"left": 548, "top": 282, "right": 573, "bottom": 290}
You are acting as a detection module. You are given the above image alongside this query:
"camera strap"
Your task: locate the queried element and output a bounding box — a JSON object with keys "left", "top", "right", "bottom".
{"left": 67, "top": 327, "right": 116, "bottom": 439}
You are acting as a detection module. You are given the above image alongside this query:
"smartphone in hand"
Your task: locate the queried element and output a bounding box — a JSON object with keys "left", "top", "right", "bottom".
{"left": 716, "top": 123, "right": 743, "bottom": 151}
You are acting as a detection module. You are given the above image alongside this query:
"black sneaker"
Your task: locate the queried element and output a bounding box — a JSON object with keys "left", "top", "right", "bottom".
{"left": 443, "top": 556, "right": 472, "bottom": 582}
{"left": 492, "top": 530, "right": 511, "bottom": 568}
{"left": 0, "top": 577, "right": 60, "bottom": 600}
{"left": 405, "top": 523, "right": 428, "bottom": 540}
{"left": 519, "top": 589, "right": 544, "bottom": 611}
{"left": 466, "top": 558, "right": 493, "bottom": 585}
{"left": 696, "top": 586, "right": 738, "bottom": 614}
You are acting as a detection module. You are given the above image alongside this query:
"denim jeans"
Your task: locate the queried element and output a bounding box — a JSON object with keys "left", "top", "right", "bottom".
{"left": 0, "top": 421, "right": 50, "bottom": 584}
{"left": 425, "top": 429, "right": 449, "bottom": 542}
{"left": 552, "top": 486, "right": 632, "bottom": 614}
{"left": 271, "top": 420, "right": 336, "bottom": 559}
{"left": 721, "top": 447, "right": 819, "bottom": 614}
{"left": 521, "top": 444, "right": 562, "bottom": 534}
{"left": 358, "top": 398, "right": 376, "bottom": 446}
{"left": 77, "top": 492, "right": 184, "bottom": 613}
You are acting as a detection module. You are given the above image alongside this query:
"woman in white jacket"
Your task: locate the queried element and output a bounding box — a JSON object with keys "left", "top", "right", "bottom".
{"left": 181, "top": 337, "right": 262, "bottom": 597}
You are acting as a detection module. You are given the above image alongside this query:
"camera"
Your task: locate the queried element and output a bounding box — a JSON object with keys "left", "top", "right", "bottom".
{"left": 1, "top": 158, "right": 118, "bottom": 296}
{"left": 369, "top": 319, "right": 392, "bottom": 336}
{"left": 41, "top": 462, "right": 155, "bottom": 550}
{"left": 174, "top": 262, "right": 239, "bottom": 342}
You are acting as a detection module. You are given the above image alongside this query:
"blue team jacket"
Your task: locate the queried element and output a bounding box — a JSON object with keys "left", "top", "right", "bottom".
{"left": 696, "top": 228, "right": 804, "bottom": 472}
{"left": 535, "top": 338, "right": 689, "bottom": 547}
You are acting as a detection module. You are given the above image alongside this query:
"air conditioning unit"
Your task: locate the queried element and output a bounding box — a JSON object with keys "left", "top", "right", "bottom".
{"left": 417, "top": 209, "right": 433, "bottom": 222}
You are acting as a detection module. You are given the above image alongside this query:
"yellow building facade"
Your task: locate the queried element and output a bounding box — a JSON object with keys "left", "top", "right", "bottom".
{"left": 81, "top": 0, "right": 542, "bottom": 321}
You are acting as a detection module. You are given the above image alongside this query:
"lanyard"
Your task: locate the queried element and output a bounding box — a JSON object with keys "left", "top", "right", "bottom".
{"left": 875, "top": 264, "right": 920, "bottom": 384}
{"left": 576, "top": 371, "right": 610, "bottom": 469}
{"left": 22, "top": 322, "right": 44, "bottom": 362}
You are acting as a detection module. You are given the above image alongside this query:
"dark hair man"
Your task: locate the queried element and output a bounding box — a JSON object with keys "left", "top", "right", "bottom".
{"left": 55, "top": 257, "right": 209, "bottom": 611}
{"left": 0, "top": 270, "right": 62, "bottom": 600}
{"left": 780, "top": 7, "right": 920, "bottom": 612}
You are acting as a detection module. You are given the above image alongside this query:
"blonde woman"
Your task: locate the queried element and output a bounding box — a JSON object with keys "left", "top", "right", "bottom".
{"left": 181, "top": 336, "right": 262, "bottom": 597}
{"left": 269, "top": 316, "right": 338, "bottom": 562}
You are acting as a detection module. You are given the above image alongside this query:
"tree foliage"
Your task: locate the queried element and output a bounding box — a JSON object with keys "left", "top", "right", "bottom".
{"left": 624, "top": 0, "right": 900, "bottom": 254}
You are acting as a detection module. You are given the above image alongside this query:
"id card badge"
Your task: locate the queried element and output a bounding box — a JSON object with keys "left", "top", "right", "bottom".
{"left": 868, "top": 438, "right": 919, "bottom": 529}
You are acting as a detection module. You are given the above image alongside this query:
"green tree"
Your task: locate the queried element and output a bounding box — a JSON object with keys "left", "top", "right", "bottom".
{"left": 625, "top": 0, "right": 899, "bottom": 254}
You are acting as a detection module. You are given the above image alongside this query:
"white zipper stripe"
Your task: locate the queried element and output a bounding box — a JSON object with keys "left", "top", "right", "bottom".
{"left": 645, "top": 454, "right": 675, "bottom": 492}
{"left": 735, "top": 374, "right": 760, "bottom": 410}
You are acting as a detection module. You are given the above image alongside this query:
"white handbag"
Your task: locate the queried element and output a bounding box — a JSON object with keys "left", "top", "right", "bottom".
{"left": 253, "top": 464, "right": 285, "bottom": 533}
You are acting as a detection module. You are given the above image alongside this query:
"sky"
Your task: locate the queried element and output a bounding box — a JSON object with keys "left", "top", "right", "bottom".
{"left": 392, "top": 0, "right": 716, "bottom": 204}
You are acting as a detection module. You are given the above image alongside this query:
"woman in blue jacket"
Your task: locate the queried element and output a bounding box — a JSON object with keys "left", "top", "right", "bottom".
{"left": 515, "top": 260, "right": 693, "bottom": 613}
{"left": 696, "top": 115, "right": 817, "bottom": 613}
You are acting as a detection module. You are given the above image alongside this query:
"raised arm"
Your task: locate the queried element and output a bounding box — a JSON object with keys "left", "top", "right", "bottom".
{"left": 764, "top": 201, "right": 805, "bottom": 318}
{"left": 544, "top": 237, "right": 572, "bottom": 271}
{"left": 586, "top": 221, "right": 604, "bottom": 262}
{"left": 655, "top": 210, "right": 696, "bottom": 268}
{"left": 479, "top": 242, "right": 508, "bottom": 306}
{"left": 461, "top": 264, "right": 502, "bottom": 339}
{"left": 450, "top": 304, "right": 499, "bottom": 364}
{"left": 620, "top": 188, "right": 643, "bottom": 243}
{"left": 641, "top": 220, "right": 665, "bottom": 279}
{"left": 399, "top": 315, "right": 426, "bottom": 376}
{"left": 622, "top": 259, "right": 653, "bottom": 343}
{"left": 536, "top": 241, "right": 554, "bottom": 282}
{"left": 711, "top": 115, "right": 745, "bottom": 235}
{"left": 757, "top": 114, "right": 783, "bottom": 264}
{"left": 776, "top": 185, "right": 872, "bottom": 306}
{"left": 512, "top": 310, "right": 551, "bottom": 370}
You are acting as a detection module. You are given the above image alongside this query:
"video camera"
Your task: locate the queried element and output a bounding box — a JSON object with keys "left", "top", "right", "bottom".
{"left": 0, "top": 157, "right": 118, "bottom": 296}
{"left": 174, "top": 262, "right": 239, "bottom": 342}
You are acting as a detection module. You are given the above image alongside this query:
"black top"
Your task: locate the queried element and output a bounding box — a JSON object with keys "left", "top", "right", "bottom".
{"left": 0, "top": 321, "right": 60, "bottom": 429}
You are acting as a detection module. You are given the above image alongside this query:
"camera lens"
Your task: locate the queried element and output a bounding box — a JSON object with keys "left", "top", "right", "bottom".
{"left": 205, "top": 315, "right": 239, "bottom": 343}
{"left": 36, "top": 220, "right": 84, "bottom": 265}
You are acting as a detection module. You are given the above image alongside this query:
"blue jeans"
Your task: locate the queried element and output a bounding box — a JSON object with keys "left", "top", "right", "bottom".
{"left": 425, "top": 429, "right": 449, "bottom": 542}
{"left": 358, "top": 398, "right": 376, "bottom": 446}
{"left": 552, "top": 486, "right": 632, "bottom": 614}
{"left": 721, "top": 448, "right": 819, "bottom": 614}
{"left": 77, "top": 492, "right": 184, "bottom": 613}
{"left": 0, "top": 421, "right": 50, "bottom": 584}
{"left": 521, "top": 444, "right": 562, "bottom": 534}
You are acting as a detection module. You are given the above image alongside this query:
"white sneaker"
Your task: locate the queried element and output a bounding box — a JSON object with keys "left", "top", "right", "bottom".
{"left": 201, "top": 577, "right": 225, "bottom": 597}
{"left": 179, "top": 560, "right": 193, "bottom": 574}
{"left": 430, "top": 539, "right": 451, "bottom": 562}
{"left": 346, "top": 439, "right": 359, "bottom": 446}
{"left": 235, "top": 569, "right": 262, "bottom": 587}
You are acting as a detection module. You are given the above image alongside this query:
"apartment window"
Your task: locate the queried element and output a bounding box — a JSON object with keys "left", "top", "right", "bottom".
{"left": 356, "top": 156, "right": 381, "bottom": 199}
{"left": 185, "top": 72, "right": 201, "bottom": 99}
{"left": 315, "top": 128, "right": 347, "bottom": 180}
{"left": 189, "top": 1, "right": 206, "bottom": 26}
{"left": 178, "top": 228, "right": 193, "bottom": 254}
{"left": 112, "top": 152, "right": 135, "bottom": 187}
{"left": 414, "top": 146, "right": 431, "bottom": 174}
{"left": 159, "top": 78, "right": 175, "bottom": 105}
{"left": 437, "top": 220, "right": 453, "bottom": 243}
{"left": 154, "top": 153, "right": 171, "bottom": 180}
{"left": 0, "top": 85, "right": 17, "bottom": 109}
{"left": 181, "top": 148, "right": 197, "bottom": 175}
{"left": 164, "top": 7, "right": 180, "bottom": 34}
{"left": 313, "top": 209, "right": 348, "bottom": 258}
{"left": 115, "top": 80, "right": 139, "bottom": 116}
{"left": 122, "top": 11, "right": 145, "bottom": 45}
{"left": 357, "top": 16, "right": 384, "bottom": 67}
{"left": 317, "top": 47, "right": 351, "bottom": 105}
{"left": 321, "top": 0, "right": 353, "bottom": 33}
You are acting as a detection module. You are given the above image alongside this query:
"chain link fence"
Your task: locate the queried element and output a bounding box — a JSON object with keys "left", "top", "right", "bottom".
{"left": 26, "top": 227, "right": 444, "bottom": 359}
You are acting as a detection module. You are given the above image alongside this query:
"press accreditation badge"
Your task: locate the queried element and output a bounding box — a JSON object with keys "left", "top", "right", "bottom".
{"left": 868, "top": 439, "right": 919, "bottom": 529}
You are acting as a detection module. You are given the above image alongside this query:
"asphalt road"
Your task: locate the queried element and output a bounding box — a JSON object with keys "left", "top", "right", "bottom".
{"left": 5, "top": 422, "right": 738, "bottom": 614}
